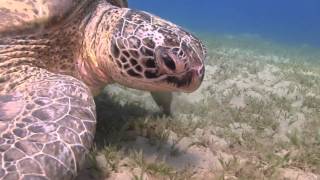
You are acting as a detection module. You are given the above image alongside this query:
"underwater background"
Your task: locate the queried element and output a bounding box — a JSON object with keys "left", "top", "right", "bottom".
{"left": 130, "top": 0, "right": 320, "bottom": 48}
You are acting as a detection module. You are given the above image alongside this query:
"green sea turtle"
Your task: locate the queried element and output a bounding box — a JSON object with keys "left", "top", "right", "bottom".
{"left": 0, "top": 0, "right": 206, "bottom": 179}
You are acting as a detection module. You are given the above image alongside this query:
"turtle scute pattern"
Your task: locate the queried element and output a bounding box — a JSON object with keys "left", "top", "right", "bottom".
{"left": 0, "top": 66, "right": 96, "bottom": 180}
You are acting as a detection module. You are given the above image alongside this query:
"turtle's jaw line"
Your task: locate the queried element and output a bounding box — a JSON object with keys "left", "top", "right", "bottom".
{"left": 164, "top": 68, "right": 204, "bottom": 92}
{"left": 133, "top": 68, "right": 203, "bottom": 92}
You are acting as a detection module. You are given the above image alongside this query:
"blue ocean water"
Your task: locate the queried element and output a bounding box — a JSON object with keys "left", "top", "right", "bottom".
{"left": 130, "top": 0, "right": 320, "bottom": 48}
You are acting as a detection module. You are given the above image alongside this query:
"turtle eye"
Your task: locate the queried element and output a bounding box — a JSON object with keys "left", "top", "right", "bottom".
{"left": 162, "top": 54, "right": 176, "bottom": 71}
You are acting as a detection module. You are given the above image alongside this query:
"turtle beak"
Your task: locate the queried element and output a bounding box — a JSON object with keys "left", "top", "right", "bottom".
{"left": 164, "top": 65, "right": 205, "bottom": 92}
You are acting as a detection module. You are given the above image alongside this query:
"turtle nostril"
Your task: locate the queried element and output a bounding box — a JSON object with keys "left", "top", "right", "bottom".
{"left": 198, "top": 66, "right": 205, "bottom": 75}
{"left": 162, "top": 54, "right": 176, "bottom": 71}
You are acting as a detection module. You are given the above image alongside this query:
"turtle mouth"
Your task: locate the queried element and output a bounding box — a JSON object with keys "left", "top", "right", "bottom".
{"left": 165, "top": 71, "right": 193, "bottom": 88}
{"left": 160, "top": 67, "right": 204, "bottom": 92}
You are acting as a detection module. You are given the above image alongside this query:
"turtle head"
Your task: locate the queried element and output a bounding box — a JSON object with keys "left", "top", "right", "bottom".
{"left": 104, "top": 10, "right": 206, "bottom": 92}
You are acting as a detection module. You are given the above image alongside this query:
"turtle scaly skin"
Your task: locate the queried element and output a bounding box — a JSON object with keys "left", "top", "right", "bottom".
{"left": 0, "top": 0, "right": 206, "bottom": 179}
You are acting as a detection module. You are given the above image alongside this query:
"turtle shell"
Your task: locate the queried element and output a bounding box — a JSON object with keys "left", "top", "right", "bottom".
{"left": 0, "top": 0, "right": 128, "bottom": 35}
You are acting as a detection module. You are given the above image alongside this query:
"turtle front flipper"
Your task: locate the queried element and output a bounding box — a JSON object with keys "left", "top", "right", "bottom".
{"left": 150, "top": 92, "right": 173, "bottom": 116}
{"left": 0, "top": 66, "right": 96, "bottom": 180}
